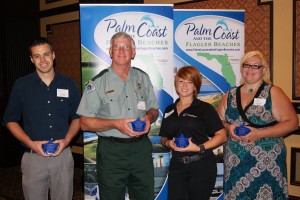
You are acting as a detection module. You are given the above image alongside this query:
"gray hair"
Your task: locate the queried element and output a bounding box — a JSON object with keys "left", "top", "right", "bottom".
{"left": 109, "top": 32, "right": 136, "bottom": 48}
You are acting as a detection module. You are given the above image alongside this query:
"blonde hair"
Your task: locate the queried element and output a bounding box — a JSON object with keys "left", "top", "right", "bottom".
{"left": 240, "top": 51, "right": 271, "bottom": 84}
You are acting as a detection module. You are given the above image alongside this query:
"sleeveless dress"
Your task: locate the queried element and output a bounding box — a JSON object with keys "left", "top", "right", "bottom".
{"left": 223, "top": 83, "right": 289, "bottom": 200}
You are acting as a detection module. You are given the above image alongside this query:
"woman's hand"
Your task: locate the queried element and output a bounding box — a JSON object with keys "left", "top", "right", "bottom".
{"left": 240, "top": 126, "right": 262, "bottom": 144}
{"left": 173, "top": 138, "right": 199, "bottom": 152}
{"left": 165, "top": 138, "right": 177, "bottom": 150}
{"left": 226, "top": 123, "right": 241, "bottom": 141}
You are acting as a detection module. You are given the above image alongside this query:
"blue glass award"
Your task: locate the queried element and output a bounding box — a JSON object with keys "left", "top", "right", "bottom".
{"left": 234, "top": 123, "right": 250, "bottom": 136}
{"left": 130, "top": 117, "right": 146, "bottom": 132}
{"left": 42, "top": 138, "right": 58, "bottom": 155}
{"left": 175, "top": 133, "right": 189, "bottom": 148}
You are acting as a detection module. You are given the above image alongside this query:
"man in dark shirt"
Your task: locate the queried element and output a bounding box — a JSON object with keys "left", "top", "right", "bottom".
{"left": 3, "top": 37, "right": 81, "bottom": 200}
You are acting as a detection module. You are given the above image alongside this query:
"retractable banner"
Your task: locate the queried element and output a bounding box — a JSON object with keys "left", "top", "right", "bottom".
{"left": 80, "top": 4, "right": 174, "bottom": 200}
{"left": 174, "top": 9, "right": 244, "bottom": 95}
{"left": 174, "top": 9, "right": 245, "bottom": 200}
{"left": 80, "top": 5, "right": 244, "bottom": 200}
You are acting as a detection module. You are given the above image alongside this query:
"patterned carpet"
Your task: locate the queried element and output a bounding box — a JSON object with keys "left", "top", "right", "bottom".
{"left": 0, "top": 155, "right": 84, "bottom": 200}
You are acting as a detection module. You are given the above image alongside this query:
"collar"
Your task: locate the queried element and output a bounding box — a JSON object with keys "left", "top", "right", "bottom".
{"left": 33, "top": 70, "right": 59, "bottom": 85}
{"left": 174, "top": 97, "right": 199, "bottom": 107}
{"left": 109, "top": 66, "right": 137, "bottom": 82}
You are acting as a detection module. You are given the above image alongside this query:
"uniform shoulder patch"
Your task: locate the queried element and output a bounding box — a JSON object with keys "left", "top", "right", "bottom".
{"left": 85, "top": 80, "right": 95, "bottom": 93}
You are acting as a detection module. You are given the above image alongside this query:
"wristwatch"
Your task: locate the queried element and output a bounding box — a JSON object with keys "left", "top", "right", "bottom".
{"left": 199, "top": 144, "right": 206, "bottom": 154}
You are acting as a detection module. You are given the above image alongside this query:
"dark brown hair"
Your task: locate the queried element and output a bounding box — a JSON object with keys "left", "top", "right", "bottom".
{"left": 28, "top": 37, "right": 53, "bottom": 56}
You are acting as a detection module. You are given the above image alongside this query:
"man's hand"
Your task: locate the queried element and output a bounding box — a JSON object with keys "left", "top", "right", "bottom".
{"left": 116, "top": 118, "right": 142, "bottom": 137}
{"left": 52, "top": 139, "right": 70, "bottom": 156}
{"left": 29, "top": 140, "right": 50, "bottom": 157}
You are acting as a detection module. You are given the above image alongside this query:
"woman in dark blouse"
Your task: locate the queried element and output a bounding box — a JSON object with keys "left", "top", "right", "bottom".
{"left": 159, "top": 66, "right": 227, "bottom": 200}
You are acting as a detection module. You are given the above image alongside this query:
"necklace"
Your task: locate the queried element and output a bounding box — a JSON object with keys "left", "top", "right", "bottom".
{"left": 244, "top": 82, "right": 262, "bottom": 93}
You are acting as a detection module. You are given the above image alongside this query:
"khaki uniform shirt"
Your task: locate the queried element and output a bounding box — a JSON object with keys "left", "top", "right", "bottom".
{"left": 77, "top": 66, "right": 159, "bottom": 138}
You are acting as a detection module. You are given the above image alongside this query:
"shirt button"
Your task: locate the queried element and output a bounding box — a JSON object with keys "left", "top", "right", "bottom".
{"left": 48, "top": 114, "right": 51, "bottom": 116}
{"left": 50, "top": 126, "right": 52, "bottom": 128}
{"left": 48, "top": 101, "right": 50, "bottom": 103}
{"left": 128, "top": 108, "right": 130, "bottom": 110}
{"left": 126, "top": 96, "right": 128, "bottom": 98}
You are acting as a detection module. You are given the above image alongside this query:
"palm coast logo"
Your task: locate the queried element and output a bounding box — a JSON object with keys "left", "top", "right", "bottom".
{"left": 216, "top": 19, "right": 230, "bottom": 31}
{"left": 141, "top": 14, "right": 159, "bottom": 28}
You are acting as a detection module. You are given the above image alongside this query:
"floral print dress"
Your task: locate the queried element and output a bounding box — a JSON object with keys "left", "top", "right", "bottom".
{"left": 223, "top": 83, "right": 288, "bottom": 200}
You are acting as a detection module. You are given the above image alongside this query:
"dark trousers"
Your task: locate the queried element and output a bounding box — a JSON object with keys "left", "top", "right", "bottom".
{"left": 168, "top": 152, "right": 217, "bottom": 200}
{"left": 96, "top": 136, "right": 154, "bottom": 200}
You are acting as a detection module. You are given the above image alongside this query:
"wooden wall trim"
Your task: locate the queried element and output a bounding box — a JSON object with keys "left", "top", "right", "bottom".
{"left": 293, "top": 0, "right": 300, "bottom": 99}
{"left": 40, "top": 3, "right": 79, "bottom": 18}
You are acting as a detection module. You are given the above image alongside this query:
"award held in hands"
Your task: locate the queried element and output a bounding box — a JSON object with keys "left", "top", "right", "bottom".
{"left": 175, "top": 133, "right": 189, "bottom": 148}
{"left": 131, "top": 117, "right": 146, "bottom": 132}
{"left": 234, "top": 123, "right": 250, "bottom": 136}
{"left": 42, "top": 138, "right": 58, "bottom": 155}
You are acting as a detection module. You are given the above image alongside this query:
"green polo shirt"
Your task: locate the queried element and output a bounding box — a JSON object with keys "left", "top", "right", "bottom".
{"left": 77, "top": 66, "right": 159, "bottom": 138}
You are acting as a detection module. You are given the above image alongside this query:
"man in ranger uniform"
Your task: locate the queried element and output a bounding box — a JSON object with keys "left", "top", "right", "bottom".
{"left": 77, "top": 32, "right": 159, "bottom": 200}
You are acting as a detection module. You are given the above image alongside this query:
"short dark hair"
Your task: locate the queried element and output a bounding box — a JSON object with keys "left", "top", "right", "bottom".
{"left": 28, "top": 37, "right": 53, "bottom": 56}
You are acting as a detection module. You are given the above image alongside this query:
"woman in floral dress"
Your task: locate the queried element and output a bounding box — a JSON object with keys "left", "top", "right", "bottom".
{"left": 217, "top": 51, "right": 298, "bottom": 199}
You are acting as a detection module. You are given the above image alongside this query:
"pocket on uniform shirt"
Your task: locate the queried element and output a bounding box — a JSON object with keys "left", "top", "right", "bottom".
{"left": 136, "top": 90, "right": 147, "bottom": 116}
{"left": 136, "top": 87, "right": 148, "bottom": 106}
{"left": 101, "top": 94, "right": 121, "bottom": 117}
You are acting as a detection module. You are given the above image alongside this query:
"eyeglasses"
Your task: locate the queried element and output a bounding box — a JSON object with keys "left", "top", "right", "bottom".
{"left": 112, "top": 45, "right": 132, "bottom": 51}
{"left": 242, "top": 63, "right": 263, "bottom": 69}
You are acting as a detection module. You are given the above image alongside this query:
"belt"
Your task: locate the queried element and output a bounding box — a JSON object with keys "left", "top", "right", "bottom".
{"left": 173, "top": 153, "right": 206, "bottom": 164}
{"left": 24, "top": 148, "right": 36, "bottom": 154}
{"left": 99, "top": 135, "right": 145, "bottom": 144}
{"left": 24, "top": 146, "right": 69, "bottom": 154}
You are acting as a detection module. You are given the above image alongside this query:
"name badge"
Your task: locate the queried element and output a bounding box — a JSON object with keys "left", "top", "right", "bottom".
{"left": 253, "top": 98, "right": 266, "bottom": 106}
{"left": 57, "top": 89, "right": 69, "bottom": 98}
{"left": 137, "top": 101, "right": 146, "bottom": 110}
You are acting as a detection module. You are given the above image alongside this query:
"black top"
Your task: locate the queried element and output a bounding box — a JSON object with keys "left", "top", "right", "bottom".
{"left": 3, "top": 71, "right": 81, "bottom": 141}
{"left": 159, "top": 98, "right": 224, "bottom": 156}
